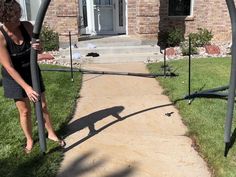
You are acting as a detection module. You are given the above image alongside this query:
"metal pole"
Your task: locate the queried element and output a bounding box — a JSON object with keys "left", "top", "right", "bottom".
{"left": 164, "top": 48, "right": 166, "bottom": 77}
{"left": 69, "top": 31, "right": 74, "bottom": 82}
{"left": 188, "top": 37, "right": 191, "bottom": 103}
{"left": 30, "top": 0, "right": 51, "bottom": 154}
{"left": 225, "top": 0, "right": 236, "bottom": 156}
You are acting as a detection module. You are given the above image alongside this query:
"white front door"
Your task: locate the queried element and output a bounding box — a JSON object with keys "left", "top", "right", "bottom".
{"left": 79, "top": 0, "right": 126, "bottom": 35}
{"left": 94, "top": 0, "right": 114, "bottom": 34}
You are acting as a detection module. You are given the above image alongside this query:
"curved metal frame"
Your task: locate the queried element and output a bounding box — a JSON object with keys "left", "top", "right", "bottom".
{"left": 30, "top": 0, "right": 51, "bottom": 153}
{"left": 31, "top": 0, "right": 236, "bottom": 155}
{"left": 225, "top": 0, "right": 236, "bottom": 156}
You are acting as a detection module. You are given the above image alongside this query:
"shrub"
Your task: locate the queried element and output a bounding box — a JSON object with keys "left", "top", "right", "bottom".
{"left": 189, "top": 28, "right": 213, "bottom": 47}
{"left": 40, "top": 25, "right": 59, "bottom": 51}
{"left": 180, "top": 39, "right": 198, "bottom": 56}
{"left": 167, "top": 28, "right": 185, "bottom": 47}
{"left": 158, "top": 28, "right": 184, "bottom": 48}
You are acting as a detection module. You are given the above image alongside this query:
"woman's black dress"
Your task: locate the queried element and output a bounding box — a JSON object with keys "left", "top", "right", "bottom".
{"left": 0, "top": 23, "right": 45, "bottom": 99}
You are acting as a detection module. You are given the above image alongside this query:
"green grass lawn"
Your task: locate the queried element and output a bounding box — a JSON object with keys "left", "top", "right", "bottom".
{"left": 148, "top": 57, "right": 236, "bottom": 177}
{"left": 0, "top": 64, "right": 82, "bottom": 177}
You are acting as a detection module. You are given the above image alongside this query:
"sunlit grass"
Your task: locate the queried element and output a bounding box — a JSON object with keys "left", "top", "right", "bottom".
{"left": 148, "top": 57, "right": 236, "bottom": 177}
{"left": 0, "top": 64, "right": 82, "bottom": 177}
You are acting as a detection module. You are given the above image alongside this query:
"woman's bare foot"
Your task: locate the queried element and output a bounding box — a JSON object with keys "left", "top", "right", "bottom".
{"left": 24, "top": 139, "right": 33, "bottom": 154}
{"left": 48, "top": 135, "right": 66, "bottom": 147}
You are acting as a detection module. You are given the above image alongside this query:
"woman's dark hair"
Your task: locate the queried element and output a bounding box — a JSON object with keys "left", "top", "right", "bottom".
{"left": 0, "top": 0, "right": 22, "bottom": 23}
{"left": 4, "top": 0, "right": 13, "bottom": 3}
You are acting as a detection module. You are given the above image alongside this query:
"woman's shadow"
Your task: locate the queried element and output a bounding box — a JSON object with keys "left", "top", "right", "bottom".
{"left": 64, "top": 106, "right": 125, "bottom": 138}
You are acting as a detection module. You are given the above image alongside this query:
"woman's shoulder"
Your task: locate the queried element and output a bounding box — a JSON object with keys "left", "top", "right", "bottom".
{"left": 21, "top": 21, "right": 33, "bottom": 27}
{"left": 21, "top": 21, "right": 33, "bottom": 36}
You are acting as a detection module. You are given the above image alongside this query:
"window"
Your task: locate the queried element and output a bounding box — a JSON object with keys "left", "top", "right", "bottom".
{"left": 82, "top": 0, "right": 88, "bottom": 27}
{"left": 119, "top": 0, "right": 123, "bottom": 26}
{"left": 168, "top": 0, "right": 192, "bottom": 16}
{"left": 94, "top": 0, "right": 112, "bottom": 6}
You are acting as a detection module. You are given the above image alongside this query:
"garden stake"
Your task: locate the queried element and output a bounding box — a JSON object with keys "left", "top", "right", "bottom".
{"left": 163, "top": 48, "right": 167, "bottom": 77}
{"left": 188, "top": 37, "right": 191, "bottom": 104}
{"left": 69, "top": 31, "right": 74, "bottom": 82}
{"left": 160, "top": 48, "right": 171, "bottom": 77}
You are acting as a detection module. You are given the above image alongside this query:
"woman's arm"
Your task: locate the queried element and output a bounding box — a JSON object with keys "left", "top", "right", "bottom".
{"left": 0, "top": 32, "right": 39, "bottom": 102}
{"left": 22, "top": 21, "right": 43, "bottom": 52}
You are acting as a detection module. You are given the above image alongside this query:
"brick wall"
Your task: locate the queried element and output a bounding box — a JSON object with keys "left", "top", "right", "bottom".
{"left": 197, "top": 0, "right": 231, "bottom": 42}
{"left": 136, "top": 0, "right": 159, "bottom": 39}
{"left": 127, "top": 0, "right": 159, "bottom": 39}
{"left": 158, "top": 0, "right": 232, "bottom": 42}
{"left": 44, "top": 0, "right": 233, "bottom": 44}
{"left": 129, "top": 0, "right": 232, "bottom": 42}
{"left": 44, "top": 0, "right": 79, "bottom": 44}
{"left": 127, "top": 0, "right": 137, "bottom": 35}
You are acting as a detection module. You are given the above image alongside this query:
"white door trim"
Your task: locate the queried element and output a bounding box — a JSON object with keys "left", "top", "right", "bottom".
{"left": 80, "top": 0, "right": 127, "bottom": 35}
{"left": 125, "top": 0, "right": 128, "bottom": 35}
{"left": 87, "top": 0, "right": 96, "bottom": 35}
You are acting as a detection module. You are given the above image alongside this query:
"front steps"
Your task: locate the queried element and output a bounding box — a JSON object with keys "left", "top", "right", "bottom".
{"left": 57, "top": 35, "right": 164, "bottom": 64}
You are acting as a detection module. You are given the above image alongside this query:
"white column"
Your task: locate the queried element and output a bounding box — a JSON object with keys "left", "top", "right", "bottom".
{"left": 86, "top": 0, "right": 96, "bottom": 35}
{"left": 125, "top": 0, "right": 128, "bottom": 35}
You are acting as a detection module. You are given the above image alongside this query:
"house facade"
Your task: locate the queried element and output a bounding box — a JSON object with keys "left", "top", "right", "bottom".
{"left": 19, "top": 0, "right": 232, "bottom": 44}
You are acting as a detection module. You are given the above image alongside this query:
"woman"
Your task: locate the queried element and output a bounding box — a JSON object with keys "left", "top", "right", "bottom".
{"left": 0, "top": 0, "right": 65, "bottom": 153}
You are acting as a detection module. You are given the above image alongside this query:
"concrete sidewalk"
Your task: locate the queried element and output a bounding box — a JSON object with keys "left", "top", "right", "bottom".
{"left": 57, "top": 62, "right": 211, "bottom": 177}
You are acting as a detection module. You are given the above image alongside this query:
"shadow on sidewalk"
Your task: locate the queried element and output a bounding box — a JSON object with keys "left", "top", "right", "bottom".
{"left": 64, "top": 106, "right": 124, "bottom": 139}
{"left": 63, "top": 99, "right": 184, "bottom": 152}
{"left": 57, "top": 150, "right": 137, "bottom": 177}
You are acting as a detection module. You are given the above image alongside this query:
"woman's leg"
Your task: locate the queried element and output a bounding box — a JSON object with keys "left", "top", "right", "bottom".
{"left": 41, "top": 93, "right": 60, "bottom": 141}
{"left": 15, "top": 98, "right": 33, "bottom": 151}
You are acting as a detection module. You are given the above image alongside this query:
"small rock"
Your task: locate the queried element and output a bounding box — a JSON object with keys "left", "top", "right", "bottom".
{"left": 205, "top": 45, "right": 221, "bottom": 55}
{"left": 165, "top": 47, "right": 176, "bottom": 56}
{"left": 38, "top": 53, "right": 54, "bottom": 61}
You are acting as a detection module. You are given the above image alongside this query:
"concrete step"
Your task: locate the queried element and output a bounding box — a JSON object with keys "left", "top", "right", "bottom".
{"left": 77, "top": 36, "right": 142, "bottom": 47}
{"left": 61, "top": 35, "right": 158, "bottom": 48}
{"left": 83, "top": 53, "right": 163, "bottom": 64}
{"left": 59, "top": 45, "right": 161, "bottom": 56}
{"left": 56, "top": 52, "right": 164, "bottom": 64}
{"left": 56, "top": 35, "right": 162, "bottom": 64}
{"left": 76, "top": 35, "right": 157, "bottom": 47}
